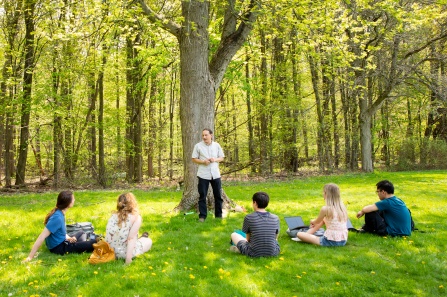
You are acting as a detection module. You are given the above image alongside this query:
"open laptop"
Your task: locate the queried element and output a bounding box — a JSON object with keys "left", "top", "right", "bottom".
{"left": 284, "top": 216, "right": 308, "bottom": 230}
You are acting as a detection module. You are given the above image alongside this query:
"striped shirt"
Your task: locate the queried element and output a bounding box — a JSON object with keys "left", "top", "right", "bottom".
{"left": 238, "top": 211, "right": 280, "bottom": 257}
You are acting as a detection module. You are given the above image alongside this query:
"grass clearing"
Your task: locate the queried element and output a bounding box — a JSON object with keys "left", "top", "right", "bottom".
{"left": 1, "top": 170, "right": 446, "bottom": 296}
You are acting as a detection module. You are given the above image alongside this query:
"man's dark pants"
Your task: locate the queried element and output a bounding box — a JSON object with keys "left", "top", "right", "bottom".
{"left": 198, "top": 177, "right": 223, "bottom": 219}
{"left": 362, "top": 211, "right": 388, "bottom": 236}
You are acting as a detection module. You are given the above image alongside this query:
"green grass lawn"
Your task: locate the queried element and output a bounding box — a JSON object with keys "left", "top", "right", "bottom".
{"left": 1, "top": 170, "right": 446, "bottom": 297}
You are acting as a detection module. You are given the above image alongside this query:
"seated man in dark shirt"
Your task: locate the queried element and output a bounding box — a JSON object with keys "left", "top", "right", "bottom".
{"left": 230, "top": 192, "right": 280, "bottom": 257}
{"left": 356, "top": 180, "right": 412, "bottom": 236}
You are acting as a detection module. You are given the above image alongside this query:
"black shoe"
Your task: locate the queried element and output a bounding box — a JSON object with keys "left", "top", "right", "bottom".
{"left": 142, "top": 232, "right": 149, "bottom": 238}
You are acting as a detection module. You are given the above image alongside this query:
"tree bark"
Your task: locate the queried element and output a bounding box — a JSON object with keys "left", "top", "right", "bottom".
{"left": 15, "top": 0, "right": 36, "bottom": 186}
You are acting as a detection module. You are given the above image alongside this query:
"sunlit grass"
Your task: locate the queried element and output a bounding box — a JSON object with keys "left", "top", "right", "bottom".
{"left": 0, "top": 170, "right": 446, "bottom": 296}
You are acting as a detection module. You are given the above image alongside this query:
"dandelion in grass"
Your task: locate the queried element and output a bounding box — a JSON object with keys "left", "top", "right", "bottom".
{"left": 58, "top": 259, "right": 62, "bottom": 262}
{"left": 439, "top": 285, "right": 444, "bottom": 289}
{"left": 2, "top": 261, "right": 6, "bottom": 264}
{"left": 151, "top": 273, "right": 156, "bottom": 276}
{"left": 9, "top": 255, "right": 12, "bottom": 259}
{"left": 148, "top": 266, "right": 153, "bottom": 270}
{"left": 164, "top": 262, "right": 169, "bottom": 265}
{"left": 409, "top": 240, "right": 413, "bottom": 244}
{"left": 184, "top": 267, "right": 188, "bottom": 270}
{"left": 189, "top": 267, "right": 193, "bottom": 270}
{"left": 265, "top": 265, "right": 270, "bottom": 269}
{"left": 168, "top": 247, "right": 172, "bottom": 250}
{"left": 371, "top": 271, "right": 376, "bottom": 274}
{"left": 336, "top": 282, "right": 340, "bottom": 286}
{"left": 279, "top": 257, "right": 284, "bottom": 261}
{"left": 28, "top": 282, "right": 34, "bottom": 286}
{"left": 296, "top": 275, "right": 302, "bottom": 279}
{"left": 23, "top": 290, "right": 28, "bottom": 293}
{"left": 302, "top": 272, "right": 307, "bottom": 275}
{"left": 203, "top": 266, "right": 208, "bottom": 269}
{"left": 94, "top": 271, "right": 98, "bottom": 275}
{"left": 189, "top": 274, "right": 195, "bottom": 279}
{"left": 162, "top": 269, "right": 166, "bottom": 273}
{"left": 50, "top": 293, "right": 57, "bottom": 297}
{"left": 422, "top": 261, "right": 425, "bottom": 264}
{"left": 396, "top": 253, "right": 401, "bottom": 256}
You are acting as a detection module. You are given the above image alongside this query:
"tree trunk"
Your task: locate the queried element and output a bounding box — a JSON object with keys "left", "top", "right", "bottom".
{"left": 176, "top": 0, "right": 215, "bottom": 210}
{"left": 98, "top": 53, "right": 106, "bottom": 187}
{"left": 138, "top": 0, "right": 259, "bottom": 211}
{"left": 245, "top": 50, "right": 256, "bottom": 173}
{"left": 147, "top": 72, "right": 157, "bottom": 178}
{"left": 15, "top": 0, "right": 36, "bottom": 186}
{"left": 259, "top": 29, "right": 269, "bottom": 174}
{"left": 308, "top": 54, "right": 325, "bottom": 171}
{"left": 1, "top": 2, "right": 20, "bottom": 187}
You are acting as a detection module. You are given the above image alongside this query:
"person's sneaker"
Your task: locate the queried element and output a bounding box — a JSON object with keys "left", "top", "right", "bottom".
{"left": 291, "top": 237, "right": 301, "bottom": 242}
{"left": 141, "top": 232, "right": 149, "bottom": 238}
{"left": 229, "top": 245, "right": 240, "bottom": 253}
{"left": 198, "top": 218, "right": 205, "bottom": 222}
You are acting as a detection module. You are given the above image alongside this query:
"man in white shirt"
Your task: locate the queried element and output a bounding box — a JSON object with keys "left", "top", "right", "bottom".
{"left": 191, "top": 129, "right": 225, "bottom": 222}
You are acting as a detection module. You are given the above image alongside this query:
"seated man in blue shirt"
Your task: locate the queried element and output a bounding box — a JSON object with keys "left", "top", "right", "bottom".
{"left": 356, "top": 180, "right": 412, "bottom": 236}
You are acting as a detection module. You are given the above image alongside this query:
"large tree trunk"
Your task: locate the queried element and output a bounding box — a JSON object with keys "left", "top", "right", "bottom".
{"left": 138, "top": 0, "right": 259, "bottom": 212}
{"left": 176, "top": 0, "right": 216, "bottom": 210}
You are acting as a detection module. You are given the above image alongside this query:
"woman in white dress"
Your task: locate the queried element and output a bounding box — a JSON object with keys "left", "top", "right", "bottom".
{"left": 106, "top": 193, "right": 152, "bottom": 264}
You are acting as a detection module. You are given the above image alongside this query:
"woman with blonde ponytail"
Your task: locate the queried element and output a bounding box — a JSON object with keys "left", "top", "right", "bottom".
{"left": 23, "top": 191, "right": 95, "bottom": 262}
{"left": 105, "top": 193, "right": 152, "bottom": 264}
{"left": 294, "top": 183, "right": 349, "bottom": 246}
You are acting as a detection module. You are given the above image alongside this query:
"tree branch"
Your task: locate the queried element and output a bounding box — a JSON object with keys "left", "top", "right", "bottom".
{"left": 404, "top": 32, "right": 447, "bottom": 60}
{"left": 209, "top": 0, "right": 260, "bottom": 89}
{"left": 136, "top": 0, "right": 181, "bottom": 38}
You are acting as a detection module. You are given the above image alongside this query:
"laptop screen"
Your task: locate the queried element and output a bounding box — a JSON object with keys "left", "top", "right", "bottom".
{"left": 284, "top": 216, "right": 307, "bottom": 230}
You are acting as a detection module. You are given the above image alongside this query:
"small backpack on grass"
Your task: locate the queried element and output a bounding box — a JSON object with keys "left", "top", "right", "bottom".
{"left": 88, "top": 239, "right": 115, "bottom": 264}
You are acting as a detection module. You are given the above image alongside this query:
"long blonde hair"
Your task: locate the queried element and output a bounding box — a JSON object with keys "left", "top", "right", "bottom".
{"left": 324, "top": 183, "right": 348, "bottom": 221}
{"left": 115, "top": 192, "right": 139, "bottom": 227}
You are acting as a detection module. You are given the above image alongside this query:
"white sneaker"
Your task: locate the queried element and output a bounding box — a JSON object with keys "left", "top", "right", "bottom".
{"left": 291, "top": 237, "right": 301, "bottom": 242}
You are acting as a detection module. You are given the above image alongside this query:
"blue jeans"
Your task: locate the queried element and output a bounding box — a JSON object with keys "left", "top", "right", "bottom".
{"left": 198, "top": 177, "right": 223, "bottom": 219}
{"left": 320, "top": 236, "right": 347, "bottom": 247}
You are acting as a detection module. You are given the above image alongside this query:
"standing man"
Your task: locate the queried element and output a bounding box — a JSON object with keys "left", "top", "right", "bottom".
{"left": 192, "top": 128, "right": 225, "bottom": 222}
{"left": 356, "top": 180, "right": 412, "bottom": 236}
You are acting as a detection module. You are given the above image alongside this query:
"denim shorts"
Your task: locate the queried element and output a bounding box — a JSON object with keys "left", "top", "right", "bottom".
{"left": 320, "top": 236, "right": 346, "bottom": 247}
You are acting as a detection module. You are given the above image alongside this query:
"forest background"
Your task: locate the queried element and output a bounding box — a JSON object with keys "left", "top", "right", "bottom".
{"left": 1, "top": 0, "right": 447, "bottom": 207}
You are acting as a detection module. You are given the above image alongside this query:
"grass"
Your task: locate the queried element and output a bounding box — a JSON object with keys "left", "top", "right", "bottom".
{"left": 1, "top": 170, "right": 446, "bottom": 297}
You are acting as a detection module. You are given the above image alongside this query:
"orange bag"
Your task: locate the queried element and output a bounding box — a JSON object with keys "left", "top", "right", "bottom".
{"left": 88, "top": 240, "right": 115, "bottom": 264}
